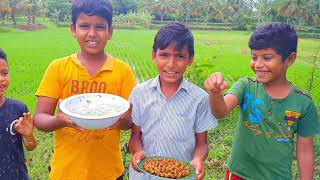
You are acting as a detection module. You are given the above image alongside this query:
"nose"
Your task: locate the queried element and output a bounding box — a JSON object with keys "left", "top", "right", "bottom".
{"left": 88, "top": 27, "right": 97, "bottom": 37}
{"left": 254, "top": 58, "right": 264, "bottom": 68}
{"left": 167, "top": 56, "right": 176, "bottom": 67}
{"left": 0, "top": 75, "right": 5, "bottom": 82}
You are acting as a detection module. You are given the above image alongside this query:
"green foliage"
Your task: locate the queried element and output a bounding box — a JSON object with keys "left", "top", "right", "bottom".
{"left": 48, "top": 0, "right": 71, "bottom": 24}
{"left": 299, "top": 32, "right": 320, "bottom": 39}
{"left": 113, "top": 0, "right": 137, "bottom": 16}
{"left": 232, "top": 14, "right": 256, "bottom": 31}
{"left": 185, "top": 50, "right": 216, "bottom": 88}
{"left": 113, "top": 11, "right": 154, "bottom": 29}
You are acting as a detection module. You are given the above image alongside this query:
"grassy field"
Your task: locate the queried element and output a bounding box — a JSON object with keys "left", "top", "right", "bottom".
{"left": 0, "top": 24, "right": 319, "bottom": 180}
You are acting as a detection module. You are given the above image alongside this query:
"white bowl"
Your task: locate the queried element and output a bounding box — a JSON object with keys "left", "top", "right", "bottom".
{"left": 59, "top": 93, "right": 130, "bottom": 130}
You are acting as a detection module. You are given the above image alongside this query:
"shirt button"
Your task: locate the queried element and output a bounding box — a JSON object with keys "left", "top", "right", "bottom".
{"left": 267, "top": 111, "right": 272, "bottom": 116}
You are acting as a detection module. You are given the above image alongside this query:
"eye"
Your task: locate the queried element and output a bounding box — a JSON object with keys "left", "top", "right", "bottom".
{"left": 159, "top": 53, "right": 169, "bottom": 58}
{"left": 79, "top": 24, "right": 89, "bottom": 29}
{"left": 264, "top": 56, "right": 272, "bottom": 61}
{"left": 1, "top": 71, "right": 8, "bottom": 76}
{"left": 252, "top": 56, "right": 257, "bottom": 61}
{"left": 177, "top": 54, "right": 187, "bottom": 60}
{"left": 96, "top": 25, "right": 106, "bottom": 30}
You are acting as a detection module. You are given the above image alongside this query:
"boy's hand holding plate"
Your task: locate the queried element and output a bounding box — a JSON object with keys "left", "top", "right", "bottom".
{"left": 132, "top": 150, "right": 146, "bottom": 172}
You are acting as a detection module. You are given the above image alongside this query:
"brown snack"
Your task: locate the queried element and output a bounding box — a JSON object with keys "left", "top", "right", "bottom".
{"left": 143, "top": 158, "right": 190, "bottom": 179}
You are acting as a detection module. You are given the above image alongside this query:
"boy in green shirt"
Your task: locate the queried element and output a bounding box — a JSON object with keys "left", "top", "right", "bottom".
{"left": 205, "top": 23, "right": 320, "bottom": 180}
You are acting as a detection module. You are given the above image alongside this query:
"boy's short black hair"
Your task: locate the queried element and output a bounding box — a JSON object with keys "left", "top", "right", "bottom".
{"left": 249, "top": 22, "right": 297, "bottom": 60}
{"left": 153, "top": 22, "right": 194, "bottom": 58}
{"left": 71, "top": 0, "right": 113, "bottom": 27}
{"left": 0, "top": 48, "right": 7, "bottom": 62}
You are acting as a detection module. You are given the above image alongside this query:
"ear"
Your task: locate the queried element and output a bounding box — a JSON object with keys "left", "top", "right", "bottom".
{"left": 108, "top": 26, "right": 113, "bottom": 40}
{"left": 286, "top": 52, "right": 296, "bottom": 67}
{"left": 70, "top": 24, "right": 76, "bottom": 37}
{"left": 152, "top": 51, "right": 156, "bottom": 63}
{"left": 188, "top": 56, "right": 194, "bottom": 66}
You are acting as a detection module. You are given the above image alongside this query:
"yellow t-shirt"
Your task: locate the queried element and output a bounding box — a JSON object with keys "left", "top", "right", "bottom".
{"left": 36, "top": 54, "right": 136, "bottom": 180}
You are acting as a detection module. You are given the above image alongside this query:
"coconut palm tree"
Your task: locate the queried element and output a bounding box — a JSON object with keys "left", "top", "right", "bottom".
{"left": 138, "top": 0, "right": 175, "bottom": 23}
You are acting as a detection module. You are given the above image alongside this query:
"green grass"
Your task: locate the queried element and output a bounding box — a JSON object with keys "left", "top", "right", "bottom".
{"left": 0, "top": 25, "right": 319, "bottom": 180}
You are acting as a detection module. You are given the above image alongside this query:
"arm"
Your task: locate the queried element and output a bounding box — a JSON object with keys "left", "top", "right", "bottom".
{"left": 34, "top": 96, "right": 80, "bottom": 132}
{"left": 15, "top": 112, "right": 37, "bottom": 150}
{"left": 192, "top": 132, "right": 209, "bottom": 180}
{"left": 204, "top": 72, "right": 238, "bottom": 119}
{"left": 129, "top": 124, "right": 145, "bottom": 172}
{"left": 296, "top": 135, "right": 314, "bottom": 180}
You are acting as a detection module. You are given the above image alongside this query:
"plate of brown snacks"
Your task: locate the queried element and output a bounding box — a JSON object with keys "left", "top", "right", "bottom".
{"left": 137, "top": 157, "right": 196, "bottom": 179}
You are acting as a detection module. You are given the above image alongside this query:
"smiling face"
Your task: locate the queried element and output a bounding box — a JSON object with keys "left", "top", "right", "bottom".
{"left": 71, "top": 13, "right": 113, "bottom": 56}
{"left": 250, "top": 48, "right": 295, "bottom": 85}
{"left": 0, "top": 58, "right": 9, "bottom": 98}
{"left": 153, "top": 43, "right": 193, "bottom": 87}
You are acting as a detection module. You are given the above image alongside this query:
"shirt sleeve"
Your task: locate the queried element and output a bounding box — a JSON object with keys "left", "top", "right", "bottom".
{"left": 226, "top": 78, "right": 248, "bottom": 105}
{"left": 35, "top": 61, "right": 61, "bottom": 99}
{"left": 18, "top": 101, "right": 29, "bottom": 115}
{"left": 297, "top": 101, "right": 320, "bottom": 137}
{"left": 129, "top": 86, "right": 141, "bottom": 127}
{"left": 120, "top": 64, "right": 136, "bottom": 100}
{"left": 22, "top": 103, "right": 29, "bottom": 113}
{"left": 195, "top": 95, "right": 218, "bottom": 133}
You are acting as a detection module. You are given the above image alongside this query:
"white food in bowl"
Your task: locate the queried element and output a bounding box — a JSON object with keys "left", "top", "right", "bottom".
{"left": 59, "top": 93, "right": 130, "bottom": 129}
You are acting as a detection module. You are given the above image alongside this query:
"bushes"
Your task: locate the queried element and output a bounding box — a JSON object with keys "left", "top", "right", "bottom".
{"left": 117, "top": 23, "right": 235, "bottom": 31}
{"left": 113, "top": 11, "right": 154, "bottom": 29}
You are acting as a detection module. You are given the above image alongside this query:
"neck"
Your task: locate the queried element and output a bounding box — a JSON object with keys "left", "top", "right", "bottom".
{"left": 78, "top": 51, "right": 107, "bottom": 63}
{"left": 160, "top": 78, "right": 182, "bottom": 99}
{"left": 264, "top": 79, "right": 292, "bottom": 99}
{"left": 0, "top": 96, "right": 5, "bottom": 107}
{"left": 77, "top": 52, "right": 107, "bottom": 76}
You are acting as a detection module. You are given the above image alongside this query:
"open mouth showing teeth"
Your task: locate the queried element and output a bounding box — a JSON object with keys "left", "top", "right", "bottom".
{"left": 165, "top": 71, "right": 176, "bottom": 74}
{"left": 87, "top": 41, "right": 98, "bottom": 46}
{"left": 256, "top": 71, "right": 268, "bottom": 76}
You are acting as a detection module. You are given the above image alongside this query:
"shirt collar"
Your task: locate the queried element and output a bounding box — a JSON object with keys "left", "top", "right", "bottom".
{"left": 150, "top": 75, "right": 189, "bottom": 92}
{"left": 71, "top": 53, "right": 114, "bottom": 71}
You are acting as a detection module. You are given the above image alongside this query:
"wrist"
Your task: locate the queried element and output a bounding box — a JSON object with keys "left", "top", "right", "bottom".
{"left": 22, "top": 133, "right": 34, "bottom": 139}
{"left": 210, "top": 89, "right": 224, "bottom": 95}
{"left": 22, "top": 136, "right": 34, "bottom": 145}
{"left": 192, "top": 155, "right": 206, "bottom": 162}
{"left": 56, "top": 113, "right": 69, "bottom": 128}
{"left": 134, "top": 149, "right": 144, "bottom": 155}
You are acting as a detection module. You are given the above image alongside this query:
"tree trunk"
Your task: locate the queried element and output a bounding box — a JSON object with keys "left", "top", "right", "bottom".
{"left": 32, "top": 15, "right": 35, "bottom": 24}
{"left": 11, "top": 7, "right": 16, "bottom": 25}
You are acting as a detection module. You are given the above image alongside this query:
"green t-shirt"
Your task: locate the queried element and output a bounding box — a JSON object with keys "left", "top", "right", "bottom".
{"left": 227, "top": 77, "right": 320, "bottom": 180}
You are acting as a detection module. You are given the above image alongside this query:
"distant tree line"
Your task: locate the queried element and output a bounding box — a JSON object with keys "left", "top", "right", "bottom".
{"left": 0, "top": 0, "right": 319, "bottom": 29}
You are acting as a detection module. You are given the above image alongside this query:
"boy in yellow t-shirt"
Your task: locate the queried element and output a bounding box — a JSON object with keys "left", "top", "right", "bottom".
{"left": 34, "top": 0, "right": 136, "bottom": 179}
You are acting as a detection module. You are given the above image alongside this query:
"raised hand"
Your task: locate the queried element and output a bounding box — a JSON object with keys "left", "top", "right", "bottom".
{"left": 204, "top": 72, "right": 228, "bottom": 94}
{"left": 15, "top": 112, "right": 34, "bottom": 137}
